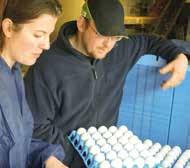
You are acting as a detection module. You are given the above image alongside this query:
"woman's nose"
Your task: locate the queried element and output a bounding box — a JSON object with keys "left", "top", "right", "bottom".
{"left": 40, "top": 37, "right": 50, "bottom": 50}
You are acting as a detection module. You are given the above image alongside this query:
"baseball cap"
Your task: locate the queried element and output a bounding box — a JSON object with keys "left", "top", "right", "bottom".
{"left": 81, "top": 0, "right": 128, "bottom": 37}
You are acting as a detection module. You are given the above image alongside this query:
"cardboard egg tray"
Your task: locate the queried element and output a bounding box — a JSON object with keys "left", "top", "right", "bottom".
{"left": 68, "top": 125, "right": 190, "bottom": 168}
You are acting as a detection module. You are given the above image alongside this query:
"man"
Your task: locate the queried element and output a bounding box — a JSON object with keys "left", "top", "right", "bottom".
{"left": 24, "top": 0, "right": 190, "bottom": 167}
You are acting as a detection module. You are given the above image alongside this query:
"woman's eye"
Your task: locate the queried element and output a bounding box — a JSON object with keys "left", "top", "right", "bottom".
{"left": 34, "top": 34, "right": 43, "bottom": 38}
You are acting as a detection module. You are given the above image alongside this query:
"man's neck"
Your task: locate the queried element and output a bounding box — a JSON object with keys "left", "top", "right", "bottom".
{"left": 69, "top": 33, "right": 89, "bottom": 57}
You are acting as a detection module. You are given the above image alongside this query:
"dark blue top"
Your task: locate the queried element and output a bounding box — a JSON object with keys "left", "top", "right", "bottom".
{"left": 0, "top": 57, "right": 65, "bottom": 168}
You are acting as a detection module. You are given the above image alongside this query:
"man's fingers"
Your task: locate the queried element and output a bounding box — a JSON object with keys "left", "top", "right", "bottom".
{"left": 161, "top": 72, "right": 185, "bottom": 89}
{"left": 160, "top": 62, "right": 173, "bottom": 74}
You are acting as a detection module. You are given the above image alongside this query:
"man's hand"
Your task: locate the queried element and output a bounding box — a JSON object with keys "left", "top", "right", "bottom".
{"left": 159, "top": 53, "right": 189, "bottom": 90}
{"left": 45, "top": 156, "right": 69, "bottom": 168}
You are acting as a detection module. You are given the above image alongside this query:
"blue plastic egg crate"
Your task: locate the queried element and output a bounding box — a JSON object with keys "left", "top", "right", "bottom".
{"left": 68, "top": 125, "right": 190, "bottom": 168}
{"left": 68, "top": 130, "right": 98, "bottom": 168}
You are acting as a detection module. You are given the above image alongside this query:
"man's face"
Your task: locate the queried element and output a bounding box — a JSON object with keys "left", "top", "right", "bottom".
{"left": 82, "top": 21, "right": 122, "bottom": 59}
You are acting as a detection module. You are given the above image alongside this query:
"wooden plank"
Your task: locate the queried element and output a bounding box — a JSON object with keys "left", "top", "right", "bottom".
{"left": 124, "top": 16, "right": 158, "bottom": 25}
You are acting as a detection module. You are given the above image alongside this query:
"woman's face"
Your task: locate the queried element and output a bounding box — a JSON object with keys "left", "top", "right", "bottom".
{"left": 2, "top": 14, "right": 57, "bottom": 67}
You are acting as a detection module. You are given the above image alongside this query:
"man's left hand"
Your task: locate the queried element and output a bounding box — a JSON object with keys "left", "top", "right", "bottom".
{"left": 159, "top": 53, "right": 189, "bottom": 90}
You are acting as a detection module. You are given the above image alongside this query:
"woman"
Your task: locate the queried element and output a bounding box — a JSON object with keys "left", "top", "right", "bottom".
{"left": 0, "top": 0, "right": 68, "bottom": 167}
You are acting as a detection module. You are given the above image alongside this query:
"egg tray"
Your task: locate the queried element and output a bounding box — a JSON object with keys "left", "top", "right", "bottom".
{"left": 68, "top": 126, "right": 190, "bottom": 168}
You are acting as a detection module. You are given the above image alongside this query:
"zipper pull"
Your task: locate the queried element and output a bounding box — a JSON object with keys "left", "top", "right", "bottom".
{"left": 93, "top": 68, "right": 98, "bottom": 79}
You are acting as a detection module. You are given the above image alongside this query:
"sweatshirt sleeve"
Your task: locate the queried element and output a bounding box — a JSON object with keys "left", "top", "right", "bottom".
{"left": 123, "top": 35, "right": 190, "bottom": 64}
{"left": 24, "top": 65, "right": 68, "bottom": 149}
{"left": 28, "top": 138, "right": 65, "bottom": 168}
{"left": 171, "top": 39, "right": 190, "bottom": 57}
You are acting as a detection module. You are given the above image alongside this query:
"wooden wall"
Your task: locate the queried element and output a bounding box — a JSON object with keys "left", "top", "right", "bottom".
{"left": 51, "top": 0, "right": 84, "bottom": 41}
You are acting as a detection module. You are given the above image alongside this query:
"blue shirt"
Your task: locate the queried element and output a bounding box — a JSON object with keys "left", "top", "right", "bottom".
{"left": 0, "top": 57, "right": 65, "bottom": 168}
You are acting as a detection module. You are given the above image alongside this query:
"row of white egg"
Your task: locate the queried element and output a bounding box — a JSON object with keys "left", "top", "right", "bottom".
{"left": 95, "top": 148, "right": 182, "bottom": 168}
{"left": 75, "top": 126, "right": 184, "bottom": 168}
{"left": 78, "top": 126, "right": 130, "bottom": 141}
{"left": 78, "top": 126, "right": 153, "bottom": 149}
{"left": 78, "top": 128, "right": 150, "bottom": 157}
{"left": 77, "top": 127, "right": 180, "bottom": 156}
{"left": 173, "top": 150, "right": 190, "bottom": 168}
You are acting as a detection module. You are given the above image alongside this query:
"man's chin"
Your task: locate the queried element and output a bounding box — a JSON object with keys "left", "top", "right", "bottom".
{"left": 93, "top": 53, "right": 107, "bottom": 60}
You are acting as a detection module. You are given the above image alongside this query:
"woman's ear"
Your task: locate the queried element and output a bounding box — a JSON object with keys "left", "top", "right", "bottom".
{"left": 2, "top": 18, "right": 14, "bottom": 38}
{"left": 76, "top": 16, "right": 88, "bottom": 33}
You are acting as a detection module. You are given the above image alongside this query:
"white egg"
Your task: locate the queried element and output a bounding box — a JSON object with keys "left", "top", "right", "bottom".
{"left": 149, "top": 143, "right": 161, "bottom": 154}
{"left": 123, "top": 131, "right": 133, "bottom": 139}
{"left": 106, "top": 150, "right": 117, "bottom": 161}
{"left": 103, "top": 131, "right": 112, "bottom": 139}
{"left": 77, "top": 127, "right": 86, "bottom": 135}
{"left": 178, "top": 155, "right": 189, "bottom": 165}
{"left": 89, "top": 145, "right": 100, "bottom": 155}
{"left": 153, "top": 143, "right": 162, "bottom": 150}
{"left": 112, "top": 143, "right": 122, "bottom": 152}
{"left": 154, "top": 153, "right": 164, "bottom": 164}
{"left": 140, "top": 150, "right": 150, "bottom": 159}
{"left": 101, "top": 144, "right": 112, "bottom": 153}
{"left": 129, "top": 135, "right": 139, "bottom": 145}
{"left": 107, "top": 136, "right": 117, "bottom": 146}
{"left": 135, "top": 142, "right": 145, "bottom": 152}
{"left": 173, "top": 162, "right": 184, "bottom": 168}
{"left": 150, "top": 147, "right": 161, "bottom": 156}
{"left": 135, "top": 139, "right": 142, "bottom": 145}
{"left": 111, "top": 158, "right": 122, "bottom": 168}
{"left": 158, "top": 151, "right": 167, "bottom": 158}
{"left": 129, "top": 149, "right": 139, "bottom": 159}
{"left": 113, "top": 130, "right": 123, "bottom": 138}
{"left": 99, "top": 160, "right": 111, "bottom": 168}
{"left": 143, "top": 139, "right": 153, "bottom": 149}
{"left": 94, "top": 153, "right": 105, "bottom": 163}
{"left": 88, "top": 126, "right": 97, "bottom": 135}
{"left": 161, "top": 145, "right": 171, "bottom": 153}
{"left": 108, "top": 126, "right": 118, "bottom": 134}
{"left": 123, "top": 157, "right": 134, "bottom": 168}
{"left": 118, "top": 150, "right": 128, "bottom": 160}
{"left": 98, "top": 126, "right": 108, "bottom": 134}
{"left": 124, "top": 143, "right": 134, "bottom": 152}
{"left": 134, "top": 157, "right": 145, "bottom": 168}
{"left": 144, "top": 156, "right": 155, "bottom": 168}
{"left": 92, "top": 132, "right": 102, "bottom": 141}
{"left": 183, "top": 149, "right": 190, "bottom": 155}
{"left": 175, "top": 159, "right": 186, "bottom": 167}
{"left": 171, "top": 146, "right": 181, "bottom": 155}
{"left": 118, "top": 125, "right": 128, "bottom": 133}
{"left": 85, "top": 139, "right": 95, "bottom": 148}
{"left": 161, "top": 160, "right": 172, "bottom": 168}
{"left": 80, "top": 132, "right": 91, "bottom": 142}
{"left": 118, "top": 136, "right": 128, "bottom": 145}
{"left": 164, "top": 155, "right": 175, "bottom": 164}
{"left": 167, "top": 151, "right": 179, "bottom": 161}
{"left": 97, "top": 138, "right": 106, "bottom": 147}
{"left": 182, "top": 150, "right": 190, "bottom": 159}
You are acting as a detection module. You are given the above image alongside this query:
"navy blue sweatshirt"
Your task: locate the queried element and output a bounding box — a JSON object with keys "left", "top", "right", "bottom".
{"left": 24, "top": 21, "right": 189, "bottom": 167}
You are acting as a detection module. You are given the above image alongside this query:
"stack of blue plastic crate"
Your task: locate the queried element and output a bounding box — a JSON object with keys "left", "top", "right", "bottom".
{"left": 117, "top": 55, "right": 190, "bottom": 150}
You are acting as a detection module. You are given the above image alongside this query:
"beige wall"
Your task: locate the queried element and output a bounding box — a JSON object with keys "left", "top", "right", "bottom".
{"left": 51, "top": 0, "right": 84, "bottom": 40}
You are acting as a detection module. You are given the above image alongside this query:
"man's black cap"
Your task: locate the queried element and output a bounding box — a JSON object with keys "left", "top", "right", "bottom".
{"left": 81, "top": 0, "right": 128, "bottom": 37}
